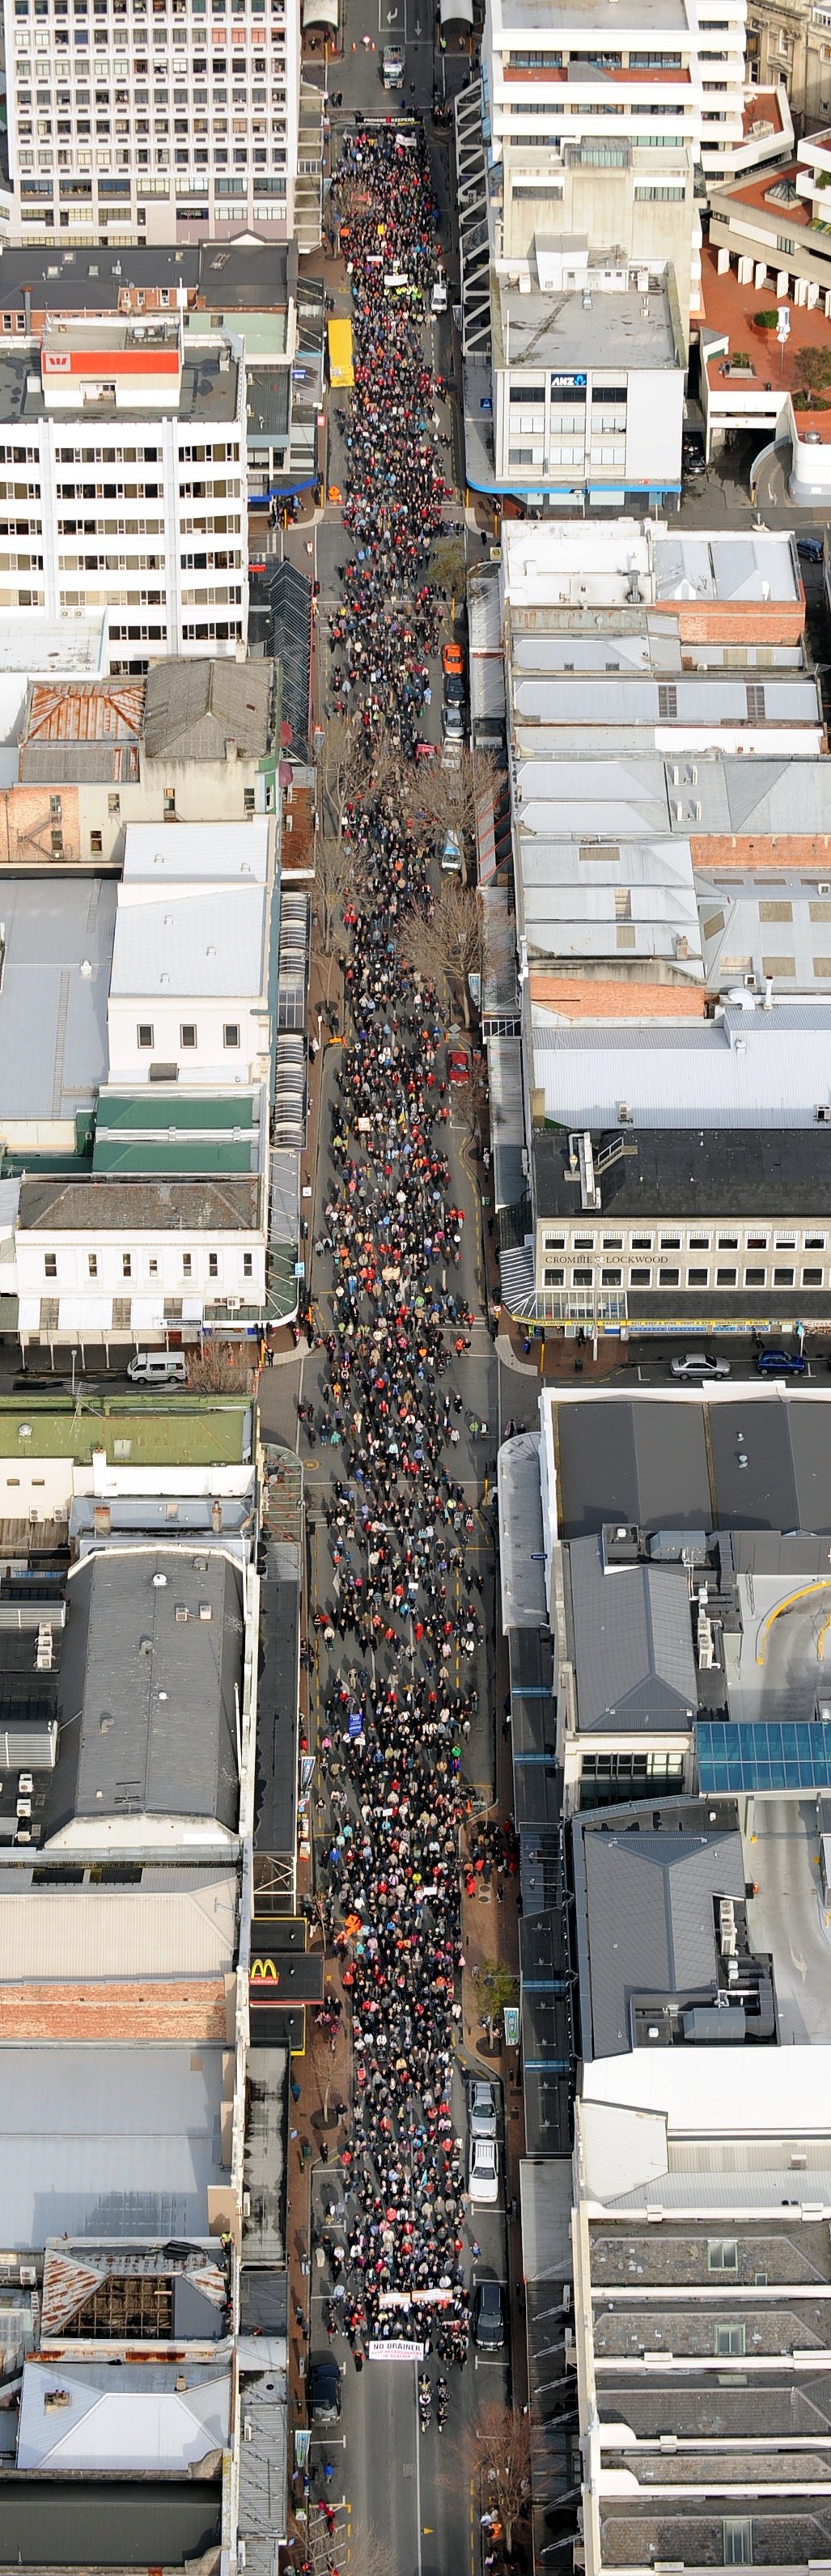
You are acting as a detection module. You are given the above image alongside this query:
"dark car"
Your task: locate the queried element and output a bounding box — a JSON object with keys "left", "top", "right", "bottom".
{"left": 757, "top": 1347, "right": 808, "bottom": 1376}
{"left": 443, "top": 672, "right": 466, "bottom": 708}
{"left": 797, "top": 535, "right": 824, "bottom": 564}
{"left": 683, "top": 450, "right": 706, "bottom": 479}
{"left": 474, "top": 2279, "right": 505, "bottom": 2352}
{"left": 308, "top": 2358, "right": 341, "bottom": 2424}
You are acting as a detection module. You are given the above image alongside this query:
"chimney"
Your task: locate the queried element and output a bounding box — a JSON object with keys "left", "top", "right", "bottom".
{"left": 211, "top": 1498, "right": 223, "bottom": 1534}
{"left": 92, "top": 1503, "right": 112, "bottom": 1537}
{"left": 530, "top": 1087, "right": 545, "bottom": 1129}
{"left": 225, "top": 736, "right": 237, "bottom": 762}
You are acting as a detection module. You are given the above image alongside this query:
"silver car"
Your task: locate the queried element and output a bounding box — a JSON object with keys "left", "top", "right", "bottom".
{"left": 468, "top": 2078, "right": 498, "bottom": 2139}
{"left": 669, "top": 1351, "right": 731, "bottom": 1382}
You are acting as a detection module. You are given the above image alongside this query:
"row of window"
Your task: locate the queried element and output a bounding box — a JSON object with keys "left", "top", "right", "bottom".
{"left": 43, "top": 1248, "right": 254, "bottom": 1277}
{"left": 545, "top": 1264, "right": 827, "bottom": 1289}
{"left": 544, "top": 1230, "right": 825, "bottom": 1251}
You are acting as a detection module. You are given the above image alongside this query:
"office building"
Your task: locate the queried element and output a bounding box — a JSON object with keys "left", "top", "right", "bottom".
{"left": 0, "top": 0, "right": 324, "bottom": 256}
{"left": 0, "top": 311, "right": 248, "bottom": 662}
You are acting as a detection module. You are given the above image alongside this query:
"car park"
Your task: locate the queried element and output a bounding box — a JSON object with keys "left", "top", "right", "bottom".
{"left": 669, "top": 1351, "right": 731, "bottom": 1381}
{"left": 468, "top": 2136, "right": 499, "bottom": 2205}
{"left": 468, "top": 2078, "right": 498, "bottom": 2138}
{"left": 308, "top": 2358, "right": 341, "bottom": 2423}
{"left": 474, "top": 2278, "right": 505, "bottom": 2352}
{"left": 757, "top": 1347, "right": 808, "bottom": 1375}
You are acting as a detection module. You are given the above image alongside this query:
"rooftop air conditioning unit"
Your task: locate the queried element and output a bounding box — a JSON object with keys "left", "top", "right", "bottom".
{"left": 618, "top": 1103, "right": 632, "bottom": 1122}
{"left": 820, "top": 883, "right": 831, "bottom": 896}
{"left": 19, "top": 2267, "right": 36, "bottom": 2288}
{"left": 816, "top": 1105, "right": 831, "bottom": 1122}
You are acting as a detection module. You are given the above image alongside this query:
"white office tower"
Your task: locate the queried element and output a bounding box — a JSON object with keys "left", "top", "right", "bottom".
{"left": 0, "top": 313, "right": 248, "bottom": 658}
{"left": 481, "top": 0, "right": 747, "bottom": 184}
{"left": 0, "top": 0, "right": 321, "bottom": 251}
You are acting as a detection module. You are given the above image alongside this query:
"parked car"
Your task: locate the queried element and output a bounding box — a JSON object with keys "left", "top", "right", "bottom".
{"left": 797, "top": 535, "right": 824, "bottom": 564}
{"left": 441, "top": 830, "right": 463, "bottom": 874}
{"left": 442, "top": 640, "right": 464, "bottom": 680}
{"left": 443, "top": 671, "right": 466, "bottom": 708}
{"left": 468, "top": 2078, "right": 498, "bottom": 2138}
{"left": 757, "top": 1346, "right": 808, "bottom": 1376}
{"left": 447, "top": 1045, "right": 469, "bottom": 1085}
{"left": 474, "top": 2278, "right": 505, "bottom": 2352}
{"left": 669, "top": 1351, "right": 731, "bottom": 1382}
{"left": 308, "top": 2358, "right": 341, "bottom": 2423}
{"left": 442, "top": 701, "right": 465, "bottom": 744}
{"left": 468, "top": 2136, "right": 499, "bottom": 2206}
{"left": 683, "top": 450, "right": 706, "bottom": 479}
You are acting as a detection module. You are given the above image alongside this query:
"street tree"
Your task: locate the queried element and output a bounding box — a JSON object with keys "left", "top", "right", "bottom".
{"left": 477, "top": 1954, "right": 519, "bottom": 2041}
{"left": 411, "top": 748, "right": 506, "bottom": 871}
{"left": 314, "top": 717, "right": 399, "bottom": 954}
{"left": 459, "top": 2404, "right": 532, "bottom": 2560}
{"left": 398, "top": 880, "right": 489, "bottom": 1028}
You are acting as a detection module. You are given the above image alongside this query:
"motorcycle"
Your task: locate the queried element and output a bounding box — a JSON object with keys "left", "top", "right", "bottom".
{"left": 418, "top": 2371, "right": 432, "bottom": 2434}
{"left": 436, "top": 2376, "right": 448, "bottom": 2434}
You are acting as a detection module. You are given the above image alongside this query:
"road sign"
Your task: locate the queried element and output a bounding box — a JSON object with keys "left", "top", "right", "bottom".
{"left": 503, "top": 2006, "right": 520, "bottom": 2046}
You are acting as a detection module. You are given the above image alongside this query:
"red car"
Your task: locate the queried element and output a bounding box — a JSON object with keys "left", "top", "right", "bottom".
{"left": 447, "top": 1047, "right": 469, "bottom": 1085}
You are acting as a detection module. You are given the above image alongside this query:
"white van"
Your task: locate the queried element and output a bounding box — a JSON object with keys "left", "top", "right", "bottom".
{"left": 127, "top": 1351, "right": 189, "bottom": 1386}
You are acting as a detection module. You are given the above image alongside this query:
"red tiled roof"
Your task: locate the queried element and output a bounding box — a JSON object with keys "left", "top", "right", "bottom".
{"left": 742, "top": 87, "right": 784, "bottom": 138}
{"left": 528, "top": 972, "right": 705, "bottom": 1019}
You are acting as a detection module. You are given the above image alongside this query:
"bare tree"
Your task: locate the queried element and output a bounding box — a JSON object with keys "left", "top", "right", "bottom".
{"left": 399, "top": 881, "right": 500, "bottom": 1029}
{"left": 314, "top": 828, "right": 368, "bottom": 959}
{"left": 411, "top": 748, "right": 506, "bottom": 871}
{"left": 464, "top": 2404, "right": 532, "bottom": 2559}
{"left": 431, "top": 529, "right": 468, "bottom": 602}
{"left": 185, "top": 1343, "right": 257, "bottom": 1395}
{"left": 314, "top": 718, "right": 403, "bottom": 954}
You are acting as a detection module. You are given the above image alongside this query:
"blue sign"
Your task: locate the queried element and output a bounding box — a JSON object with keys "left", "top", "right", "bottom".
{"left": 551, "top": 371, "right": 587, "bottom": 389}
{"left": 480, "top": 395, "right": 493, "bottom": 413}
{"left": 348, "top": 1710, "right": 363, "bottom": 1739}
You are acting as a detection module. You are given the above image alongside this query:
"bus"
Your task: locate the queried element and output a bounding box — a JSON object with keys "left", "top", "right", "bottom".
{"left": 327, "top": 316, "right": 354, "bottom": 389}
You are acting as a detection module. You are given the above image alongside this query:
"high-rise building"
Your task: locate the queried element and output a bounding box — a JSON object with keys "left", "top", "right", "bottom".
{"left": 480, "top": 0, "right": 748, "bottom": 189}
{"left": 0, "top": 311, "right": 248, "bottom": 659}
{"left": 0, "top": 0, "right": 323, "bottom": 252}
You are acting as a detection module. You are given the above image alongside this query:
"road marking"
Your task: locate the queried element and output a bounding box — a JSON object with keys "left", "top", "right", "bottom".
{"left": 413, "top": 2363, "right": 424, "bottom": 2576}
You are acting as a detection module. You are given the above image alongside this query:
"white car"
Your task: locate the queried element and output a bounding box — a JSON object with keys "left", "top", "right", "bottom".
{"left": 669, "top": 1351, "right": 731, "bottom": 1382}
{"left": 468, "top": 2079, "right": 498, "bottom": 2139}
{"left": 468, "top": 2136, "right": 499, "bottom": 2206}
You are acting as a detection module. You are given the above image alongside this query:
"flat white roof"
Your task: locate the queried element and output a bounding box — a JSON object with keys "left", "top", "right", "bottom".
{"left": 583, "top": 2043, "right": 831, "bottom": 2133}
{"left": 122, "top": 820, "right": 269, "bottom": 883}
{"left": 502, "top": 521, "right": 799, "bottom": 612}
{"left": 532, "top": 1001, "right": 831, "bottom": 1125}
{"left": 0, "top": 613, "right": 108, "bottom": 675}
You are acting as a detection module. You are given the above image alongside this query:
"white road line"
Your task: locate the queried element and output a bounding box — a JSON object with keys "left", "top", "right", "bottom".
{"left": 413, "top": 2362, "right": 424, "bottom": 2576}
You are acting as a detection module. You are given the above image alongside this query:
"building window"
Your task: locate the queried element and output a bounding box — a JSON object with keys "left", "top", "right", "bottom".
{"left": 775, "top": 1235, "right": 796, "bottom": 1248}
{"left": 723, "top": 2522, "right": 753, "bottom": 2568}
{"left": 209, "top": 1250, "right": 218, "bottom": 1277}
{"left": 243, "top": 1251, "right": 252, "bottom": 1277}
{"left": 180, "top": 1021, "right": 197, "bottom": 1048}
{"left": 573, "top": 1268, "right": 592, "bottom": 1286}
{"left": 545, "top": 1269, "right": 564, "bottom": 1286}
{"left": 659, "top": 1235, "right": 680, "bottom": 1250}
{"left": 90, "top": 828, "right": 103, "bottom": 854}
{"left": 806, "top": 1234, "right": 826, "bottom": 1249}
{"left": 803, "top": 1268, "right": 822, "bottom": 1286}
{"left": 688, "top": 1268, "right": 708, "bottom": 1286}
{"left": 746, "top": 683, "right": 766, "bottom": 724}
{"left": 629, "top": 1268, "right": 650, "bottom": 1286}
{"left": 44, "top": 1251, "right": 57, "bottom": 1277}
{"left": 224, "top": 1021, "right": 240, "bottom": 1048}
{"left": 88, "top": 1253, "right": 97, "bottom": 1277}
{"left": 708, "top": 2239, "right": 739, "bottom": 2273}
{"left": 601, "top": 1267, "right": 621, "bottom": 1285}
{"left": 716, "top": 1267, "right": 737, "bottom": 1286}
{"left": 718, "top": 1235, "right": 738, "bottom": 1251}
{"left": 244, "top": 785, "right": 255, "bottom": 811}
{"left": 138, "top": 1020, "right": 154, "bottom": 1047}
{"left": 745, "top": 1267, "right": 765, "bottom": 1286}
{"left": 659, "top": 1268, "right": 679, "bottom": 1286}
{"left": 715, "top": 2323, "right": 746, "bottom": 2358}
{"left": 689, "top": 1235, "right": 710, "bottom": 1250}
{"left": 631, "top": 1235, "right": 652, "bottom": 1251}
{"left": 601, "top": 1236, "right": 623, "bottom": 1251}
{"left": 122, "top": 1252, "right": 132, "bottom": 1278}
{"left": 774, "top": 1266, "right": 795, "bottom": 1285}
{"left": 658, "top": 682, "right": 677, "bottom": 718}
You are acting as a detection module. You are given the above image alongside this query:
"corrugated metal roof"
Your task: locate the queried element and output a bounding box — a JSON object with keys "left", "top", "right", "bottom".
{"left": 532, "top": 1003, "right": 831, "bottom": 1128}
{"left": 0, "top": 1877, "right": 237, "bottom": 1981}
{"left": 569, "top": 1536, "right": 698, "bottom": 1733}
{"left": 110, "top": 883, "right": 267, "bottom": 1002}
{"left": 22, "top": 682, "right": 145, "bottom": 745}
{"left": 0, "top": 876, "right": 116, "bottom": 1126}
{"left": 238, "top": 2371, "right": 288, "bottom": 2572}
{"left": 576, "top": 1818, "right": 745, "bottom": 2058}
{"left": 0, "top": 2040, "right": 228, "bottom": 2243}
{"left": 49, "top": 1550, "right": 241, "bottom": 1837}
{"left": 18, "top": 2360, "right": 230, "bottom": 2474}
{"left": 697, "top": 872, "right": 831, "bottom": 996}
{"left": 498, "top": 1433, "right": 547, "bottom": 1631}
{"left": 143, "top": 660, "right": 273, "bottom": 764}
{"left": 513, "top": 675, "right": 821, "bottom": 726}
{"left": 122, "top": 819, "right": 269, "bottom": 883}
{"left": 40, "top": 2241, "right": 227, "bottom": 2339}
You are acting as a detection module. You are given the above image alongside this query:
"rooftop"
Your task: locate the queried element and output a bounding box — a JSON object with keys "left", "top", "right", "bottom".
{"left": 548, "top": 1389, "right": 831, "bottom": 1543}
{"left": 498, "top": 278, "right": 677, "bottom": 371}
{"left": 493, "top": 0, "right": 689, "bottom": 36}
{"left": 18, "top": 679, "right": 144, "bottom": 785}
{"left": 0, "top": 1875, "right": 238, "bottom": 1985}
{"left": 40, "top": 2237, "right": 228, "bottom": 2343}
{"left": 18, "top": 1174, "right": 259, "bottom": 1232}
{"left": 502, "top": 518, "right": 800, "bottom": 609}
{"left": 0, "top": 2039, "right": 228, "bottom": 2243}
{"left": 0, "top": 875, "right": 116, "bottom": 1129}
{"left": 572, "top": 1799, "right": 752, "bottom": 2055}
{"left": 91, "top": 1088, "right": 262, "bottom": 1178}
{"left": 17, "top": 2359, "right": 231, "bottom": 2473}
{"left": 567, "top": 1535, "right": 698, "bottom": 1731}
{"left": 702, "top": 240, "right": 831, "bottom": 425}
{"left": 531, "top": 1002, "right": 831, "bottom": 1125}
{"left": 697, "top": 868, "right": 831, "bottom": 993}
{"left": 0, "top": 613, "right": 108, "bottom": 676}
{"left": 49, "top": 1548, "right": 242, "bottom": 1838}
{"left": 0, "top": 340, "right": 240, "bottom": 426}
{"left": 512, "top": 752, "right": 831, "bottom": 843}
{"left": 533, "top": 1120, "right": 831, "bottom": 1218}
{"left": 0, "top": 1393, "right": 251, "bottom": 1468}
{"left": 0, "top": 239, "right": 291, "bottom": 316}
{"left": 142, "top": 659, "right": 273, "bottom": 764}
